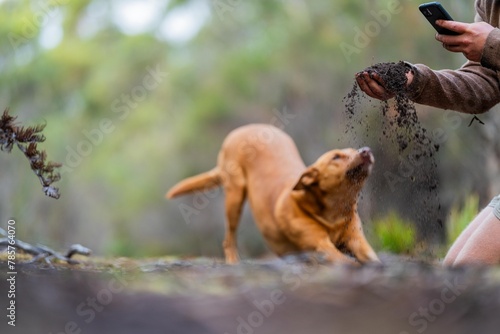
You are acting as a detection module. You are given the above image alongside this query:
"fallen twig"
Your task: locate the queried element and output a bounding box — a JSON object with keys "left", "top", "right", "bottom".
{"left": 0, "top": 227, "right": 91, "bottom": 266}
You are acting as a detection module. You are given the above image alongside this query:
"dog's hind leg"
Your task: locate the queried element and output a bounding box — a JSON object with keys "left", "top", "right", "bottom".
{"left": 222, "top": 166, "right": 247, "bottom": 264}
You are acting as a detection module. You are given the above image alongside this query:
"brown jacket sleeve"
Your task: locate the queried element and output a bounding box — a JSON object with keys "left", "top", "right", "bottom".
{"left": 481, "top": 28, "right": 500, "bottom": 70}
{"left": 405, "top": 0, "right": 500, "bottom": 114}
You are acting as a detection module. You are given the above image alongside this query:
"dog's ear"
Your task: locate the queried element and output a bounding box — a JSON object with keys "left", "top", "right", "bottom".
{"left": 293, "top": 168, "right": 319, "bottom": 191}
{"left": 292, "top": 167, "right": 324, "bottom": 215}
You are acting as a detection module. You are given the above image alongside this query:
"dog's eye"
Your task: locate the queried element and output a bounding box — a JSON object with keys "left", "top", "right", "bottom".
{"left": 332, "top": 154, "right": 342, "bottom": 160}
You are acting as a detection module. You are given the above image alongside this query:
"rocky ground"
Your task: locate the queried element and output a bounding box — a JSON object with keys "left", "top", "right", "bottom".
{"left": 1, "top": 253, "right": 500, "bottom": 334}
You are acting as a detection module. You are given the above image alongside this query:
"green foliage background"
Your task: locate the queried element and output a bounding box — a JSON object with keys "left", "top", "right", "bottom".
{"left": 1, "top": 0, "right": 499, "bottom": 258}
{"left": 372, "top": 211, "right": 417, "bottom": 255}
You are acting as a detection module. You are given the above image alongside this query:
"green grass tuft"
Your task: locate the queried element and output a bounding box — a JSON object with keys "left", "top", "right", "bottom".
{"left": 373, "top": 211, "right": 417, "bottom": 254}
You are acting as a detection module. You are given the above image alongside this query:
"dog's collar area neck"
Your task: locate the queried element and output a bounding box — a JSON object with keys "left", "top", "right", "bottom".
{"left": 310, "top": 211, "right": 352, "bottom": 228}
{"left": 302, "top": 201, "right": 355, "bottom": 228}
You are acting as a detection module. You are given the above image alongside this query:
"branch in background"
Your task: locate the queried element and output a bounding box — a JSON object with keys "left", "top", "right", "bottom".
{"left": 0, "top": 227, "right": 92, "bottom": 266}
{"left": 0, "top": 108, "right": 62, "bottom": 199}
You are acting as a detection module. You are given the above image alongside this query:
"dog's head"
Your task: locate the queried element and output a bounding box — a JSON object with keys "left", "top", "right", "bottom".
{"left": 292, "top": 147, "right": 374, "bottom": 215}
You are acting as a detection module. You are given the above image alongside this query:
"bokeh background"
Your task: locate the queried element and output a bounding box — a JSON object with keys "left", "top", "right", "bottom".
{"left": 1, "top": 0, "right": 499, "bottom": 259}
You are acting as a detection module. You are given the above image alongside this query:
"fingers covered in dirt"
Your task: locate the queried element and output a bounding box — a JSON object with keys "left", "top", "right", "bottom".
{"left": 355, "top": 63, "right": 414, "bottom": 101}
{"left": 356, "top": 72, "right": 394, "bottom": 100}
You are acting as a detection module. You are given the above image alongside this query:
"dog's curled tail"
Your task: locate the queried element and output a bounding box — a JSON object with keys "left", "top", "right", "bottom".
{"left": 166, "top": 168, "right": 222, "bottom": 199}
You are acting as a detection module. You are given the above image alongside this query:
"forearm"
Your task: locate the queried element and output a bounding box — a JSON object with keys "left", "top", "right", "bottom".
{"left": 406, "top": 62, "right": 500, "bottom": 114}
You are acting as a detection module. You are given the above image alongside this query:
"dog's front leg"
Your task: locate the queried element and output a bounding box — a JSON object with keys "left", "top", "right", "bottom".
{"left": 315, "top": 237, "right": 358, "bottom": 265}
{"left": 345, "top": 231, "right": 380, "bottom": 264}
{"left": 286, "top": 221, "right": 357, "bottom": 265}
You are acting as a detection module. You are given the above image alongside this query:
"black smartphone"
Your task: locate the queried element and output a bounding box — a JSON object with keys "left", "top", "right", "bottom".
{"left": 419, "top": 2, "right": 459, "bottom": 35}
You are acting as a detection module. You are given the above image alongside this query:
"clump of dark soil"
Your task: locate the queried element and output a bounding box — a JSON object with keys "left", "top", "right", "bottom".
{"left": 344, "top": 61, "right": 443, "bottom": 244}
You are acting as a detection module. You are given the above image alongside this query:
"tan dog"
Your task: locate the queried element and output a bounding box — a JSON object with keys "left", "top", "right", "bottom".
{"left": 167, "top": 124, "right": 379, "bottom": 265}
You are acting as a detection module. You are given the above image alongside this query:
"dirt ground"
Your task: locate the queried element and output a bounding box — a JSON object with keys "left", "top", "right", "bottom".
{"left": 1, "top": 253, "right": 500, "bottom": 334}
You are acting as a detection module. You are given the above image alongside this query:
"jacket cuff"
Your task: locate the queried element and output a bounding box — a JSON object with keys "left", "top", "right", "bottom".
{"left": 481, "top": 28, "right": 500, "bottom": 71}
{"left": 403, "top": 62, "right": 427, "bottom": 101}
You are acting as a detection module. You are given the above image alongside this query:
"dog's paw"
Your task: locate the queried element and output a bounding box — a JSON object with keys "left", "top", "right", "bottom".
{"left": 225, "top": 254, "right": 240, "bottom": 265}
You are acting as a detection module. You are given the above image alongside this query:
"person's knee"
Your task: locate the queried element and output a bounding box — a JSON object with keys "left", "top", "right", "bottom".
{"left": 442, "top": 255, "right": 455, "bottom": 266}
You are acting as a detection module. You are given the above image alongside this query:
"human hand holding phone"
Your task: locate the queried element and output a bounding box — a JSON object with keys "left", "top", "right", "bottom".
{"left": 435, "top": 20, "right": 494, "bottom": 62}
{"left": 419, "top": 2, "right": 494, "bottom": 62}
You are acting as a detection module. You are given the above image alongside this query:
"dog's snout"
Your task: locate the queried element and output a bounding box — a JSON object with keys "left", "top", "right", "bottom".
{"left": 358, "top": 147, "right": 374, "bottom": 164}
{"left": 358, "top": 147, "right": 371, "bottom": 155}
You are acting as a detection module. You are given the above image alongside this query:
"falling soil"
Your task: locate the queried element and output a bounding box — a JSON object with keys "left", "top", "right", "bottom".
{"left": 344, "top": 61, "right": 443, "bottom": 244}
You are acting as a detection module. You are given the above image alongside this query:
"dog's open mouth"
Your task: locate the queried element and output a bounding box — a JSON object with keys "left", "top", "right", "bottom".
{"left": 346, "top": 147, "right": 374, "bottom": 181}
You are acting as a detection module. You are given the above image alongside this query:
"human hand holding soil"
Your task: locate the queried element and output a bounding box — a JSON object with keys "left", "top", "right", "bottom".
{"left": 435, "top": 20, "right": 494, "bottom": 62}
{"left": 355, "top": 64, "right": 414, "bottom": 101}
